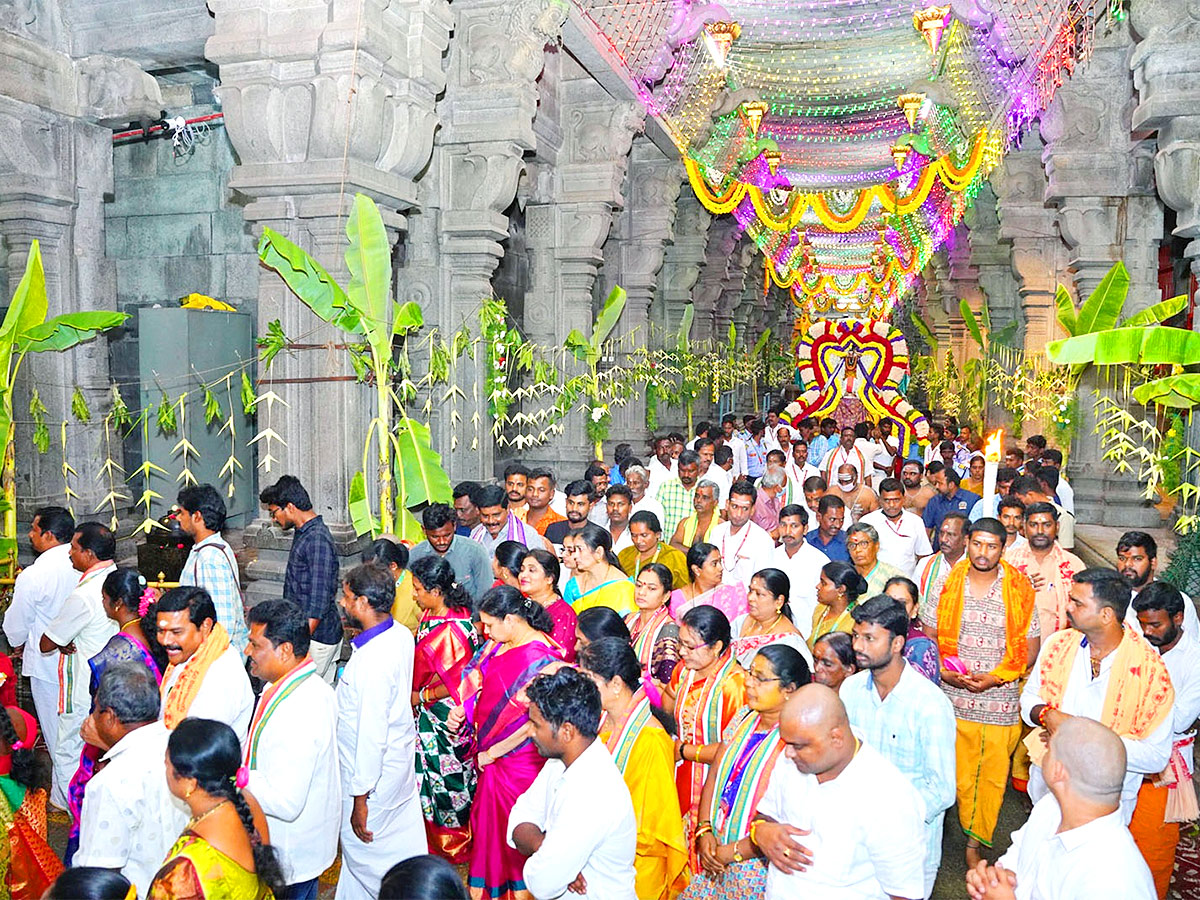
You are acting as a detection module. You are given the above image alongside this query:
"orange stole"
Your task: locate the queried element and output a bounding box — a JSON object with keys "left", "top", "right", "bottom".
{"left": 1025, "top": 628, "right": 1174, "bottom": 768}
{"left": 161, "top": 622, "right": 231, "bottom": 729}
{"left": 937, "top": 560, "right": 1035, "bottom": 682}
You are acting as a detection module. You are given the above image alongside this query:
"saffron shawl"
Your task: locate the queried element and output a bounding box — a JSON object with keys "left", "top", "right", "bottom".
{"left": 1026, "top": 628, "right": 1174, "bottom": 768}
{"left": 937, "top": 560, "right": 1035, "bottom": 682}
{"left": 161, "top": 622, "right": 231, "bottom": 729}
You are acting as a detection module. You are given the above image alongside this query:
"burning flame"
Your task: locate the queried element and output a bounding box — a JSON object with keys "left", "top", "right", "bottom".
{"left": 983, "top": 428, "right": 1004, "bottom": 463}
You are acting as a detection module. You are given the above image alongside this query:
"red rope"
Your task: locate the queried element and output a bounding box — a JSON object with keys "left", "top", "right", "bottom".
{"left": 112, "top": 112, "right": 224, "bottom": 142}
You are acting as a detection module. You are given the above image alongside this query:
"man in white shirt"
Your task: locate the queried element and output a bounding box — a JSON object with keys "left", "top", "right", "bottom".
{"left": 156, "top": 586, "right": 254, "bottom": 738}
{"left": 647, "top": 437, "right": 679, "bottom": 495}
{"left": 1129, "top": 581, "right": 1200, "bottom": 896}
{"left": 624, "top": 465, "right": 666, "bottom": 526}
{"left": 822, "top": 426, "right": 871, "bottom": 488}
{"left": 176, "top": 483, "right": 248, "bottom": 652}
{"left": 336, "top": 563, "right": 426, "bottom": 899}
{"left": 245, "top": 599, "right": 341, "bottom": 898}
{"left": 861, "top": 478, "right": 933, "bottom": 577}
{"left": 2, "top": 506, "right": 78, "bottom": 807}
{"left": 1117, "top": 530, "right": 1200, "bottom": 638}
{"left": 509, "top": 667, "right": 637, "bottom": 900}
{"left": 1040, "top": 449, "right": 1074, "bottom": 516}
{"left": 695, "top": 438, "right": 731, "bottom": 504}
{"left": 605, "top": 485, "right": 635, "bottom": 554}
{"left": 970, "top": 716, "right": 1155, "bottom": 900}
{"left": 752, "top": 684, "right": 927, "bottom": 900}
{"left": 1021, "top": 570, "right": 1174, "bottom": 822}
{"left": 872, "top": 420, "right": 900, "bottom": 481}
{"left": 709, "top": 479, "right": 775, "bottom": 588}
{"left": 722, "top": 415, "right": 750, "bottom": 479}
{"left": 74, "top": 662, "right": 188, "bottom": 897}
{"left": 770, "top": 505, "right": 829, "bottom": 635}
{"left": 39, "top": 522, "right": 118, "bottom": 803}
{"left": 783, "top": 440, "right": 821, "bottom": 508}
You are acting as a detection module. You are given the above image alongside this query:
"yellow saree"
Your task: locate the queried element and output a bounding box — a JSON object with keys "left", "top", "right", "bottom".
{"left": 149, "top": 832, "right": 274, "bottom": 900}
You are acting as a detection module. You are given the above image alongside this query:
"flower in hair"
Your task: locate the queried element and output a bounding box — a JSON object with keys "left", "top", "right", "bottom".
{"left": 235, "top": 765, "right": 249, "bottom": 789}
{"left": 138, "top": 587, "right": 158, "bottom": 618}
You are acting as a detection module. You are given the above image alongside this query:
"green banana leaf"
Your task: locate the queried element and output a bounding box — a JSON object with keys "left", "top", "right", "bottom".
{"left": 258, "top": 228, "right": 363, "bottom": 335}
{"left": 565, "top": 330, "right": 590, "bottom": 362}
{"left": 677, "top": 304, "right": 695, "bottom": 353}
{"left": 752, "top": 329, "right": 771, "bottom": 357}
{"left": 909, "top": 309, "right": 938, "bottom": 356}
{"left": 1054, "top": 284, "right": 1077, "bottom": 337}
{"left": 345, "top": 193, "right": 394, "bottom": 359}
{"left": 728, "top": 323, "right": 737, "bottom": 350}
{"left": 1074, "top": 261, "right": 1130, "bottom": 335}
{"left": 959, "top": 299, "right": 984, "bottom": 348}
{"left": 347, "top": 470, "right": 378, "bottom": 537}
{"left": 1120, "top": 295, "right": 1187, "bottom": 329}
{"left": 0, "top": 241, "right": 48, "bottom": 384}
{"left": 1046, "top": 326, "right": 1200, "bottom": 367}
{"left": 393, "top": 416, "right": 453, "bottom": 509}
{"left": 1131, "top": 373, "right": 1200, "bottom": 409}
{"left": 17, "top": 312, "right": 129, "bottom": 353}
{"left": 393, "top": 300, "right": 424, "bottom": 337}
{"left": 590, "top": 286, "right": 627, "bottom": 357}
{"left": 991, "top": 321, "right": 1019, "bottom": 350}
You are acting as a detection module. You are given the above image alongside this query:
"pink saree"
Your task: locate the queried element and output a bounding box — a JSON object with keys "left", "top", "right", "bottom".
{"left": 461, "top": 637, "right": 563, "bottom": 900}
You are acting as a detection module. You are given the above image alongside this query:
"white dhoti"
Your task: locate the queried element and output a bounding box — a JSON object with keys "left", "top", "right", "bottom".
{"left": 29, "top": 675, "right": 66, "bottom": 807}
{"left": 334, "top": 789, "right": 426, "bottom": 900}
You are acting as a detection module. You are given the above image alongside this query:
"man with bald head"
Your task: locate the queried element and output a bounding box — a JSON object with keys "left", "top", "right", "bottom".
{"left": 750, "top": 685, "right": 926, "bottom": 899}
{"left": 968, "top": 717, "right": 1156, "bottom": 900}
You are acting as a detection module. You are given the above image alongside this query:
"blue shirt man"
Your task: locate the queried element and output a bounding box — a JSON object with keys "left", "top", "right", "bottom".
{"left": 922, "top": 466, "right": 979, "bottom": 550}
{"left": 806, "top": 495, "right": 850, "bottom": 563}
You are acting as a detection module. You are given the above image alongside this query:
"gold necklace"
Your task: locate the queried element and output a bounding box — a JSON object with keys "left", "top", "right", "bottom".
{"left": 746, "top": 612, "right": 784, "bottom": 636}
{"left": 118, "top": 620, "right": 139, "bottom": 633}
{"left": 189, "top": 799, "right": 229, "bottom": 827}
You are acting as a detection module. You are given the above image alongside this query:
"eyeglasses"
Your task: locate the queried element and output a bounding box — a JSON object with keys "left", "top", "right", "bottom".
{"left": 679, "top": 639, "right": 711, "bottom": 652}
{"left": 746, "top": 671, "right": 781, "bottom": 685}
{"left": 846, "top": 540, "right": 874, "bottom": 550}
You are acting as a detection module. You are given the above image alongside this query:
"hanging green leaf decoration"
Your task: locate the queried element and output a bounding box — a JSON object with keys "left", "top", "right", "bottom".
{"left": 241, "top": 372, "right": 257, "bottom": 416}
{"left": 257, "top": 319, "right": 289, "bottom": 370}
{"left": 156, "top": 393, "right": 178, "bottom": 435}
{"left": 110, "top": 384, "right": 132, "bottom": 429}
{"left": 203, "top": 384, "right": 223, "bottom": 425}
{"left": 70, "top": 387, "right": 91, "bottom": 423}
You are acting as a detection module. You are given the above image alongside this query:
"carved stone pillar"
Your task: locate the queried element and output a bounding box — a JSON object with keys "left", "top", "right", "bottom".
{"left": 207, "top": 0, "right": 451, "bottom": 597}
{"left": 692, "top": 219, "right": 742, "bottom": 343}
{"left": 520, "top": 66, "right": 643, "bottom": 466}
{"left": 966, "top": 184, "right": 1023, "bottom": 341}
{"left": 604, "top": 137, "right": 683, "bottom": 446}
{"left": 658, "top": 194, "right": 711, "bottom": 336}
{"left": 0, "top": 32, "right": 159, "bottom": 523}
{"left": 992, "top": 136, "right": 1069, "bottom": 357}
{"left": 395, "top": 0, "right": 568, "bottom": 478}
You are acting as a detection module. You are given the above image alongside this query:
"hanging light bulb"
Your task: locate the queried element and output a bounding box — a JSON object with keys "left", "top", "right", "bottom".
{"left": 890, "top": 143, "right": 909, "bottom": 171}
{"left": 739, "top": 101, "right": 768, "bottom": 138}
{"left": 912, "top": 5, "right": 952, "bottom": 53}
{"left": 897, "top": 93, "right": 926, "bottom": 129}
{"left": 764, "top": 148, "right": 782, "bottom": 174}
{"left": 702, "top": 22, "right": 741, "bottom": 68}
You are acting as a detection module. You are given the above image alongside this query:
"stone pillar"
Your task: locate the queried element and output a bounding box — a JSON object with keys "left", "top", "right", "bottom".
{"left": 0, "top": 31, "right": 159, "bottom": 522}
{"left": 396, "top": 0, "right": 569, "bottom": 478}
{"left": 520, "top": 65, "right": 644, "bottom": 467}
{"left": 603, "top": 137, "right": 683, "bottom": 448}
{"left": 657, "top": 194, "right": 711, "bottom": 336}
{"left": 966, "top": 184, "right": 1023, "bottom": 339}
{"left": 992, "top": 136, "right": 1069, "bottom": 357}
{"left": 206, "top": 0, "right": 451, "bottom": 598}
{"left": 1041, "top": 23, "right": 1164, "bottom": 527}
{"left": 692, "top": 219, "right": 742, "bottom": 343}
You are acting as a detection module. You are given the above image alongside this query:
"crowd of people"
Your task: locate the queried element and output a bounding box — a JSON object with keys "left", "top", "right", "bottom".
{"left": 0, "top": 411, "right": 1193, "bottom": 900}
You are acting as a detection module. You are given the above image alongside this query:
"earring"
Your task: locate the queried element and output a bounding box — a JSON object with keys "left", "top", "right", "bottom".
{"left": 185, "top": 786, "right": 194, "bottom": 800}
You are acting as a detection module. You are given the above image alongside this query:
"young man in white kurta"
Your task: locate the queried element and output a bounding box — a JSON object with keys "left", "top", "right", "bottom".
{"left": 244, "top": 600, "right": 341, "bottom": 897}
{"left": 2, "top": 507, "right": 78, "bottom": 807}
{"left": 710, "top": 481, "right": 775, "bottom": 588}
{"left": 860, "top": 480, "right": 932, "bottom": 578}
{"left": 770, "top": 506, "right": 829, "bottom": 637}
{"left": 336, "top": 612, "right": 425, "bottom": 900}
{"left": 41, "top": 543, "right": 116, "bottom": 802}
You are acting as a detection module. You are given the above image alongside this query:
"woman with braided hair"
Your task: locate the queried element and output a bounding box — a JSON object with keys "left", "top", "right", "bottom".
{"left": 0, "top": 702, "right": 63, "bottom": 897}
{"left": 149, "top": 717, "right": 284, "bottom": 899}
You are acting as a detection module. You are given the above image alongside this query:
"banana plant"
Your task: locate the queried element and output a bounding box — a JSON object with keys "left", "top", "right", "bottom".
{"left": 565, "top": 285, "right": 627, "bottom": 459}
{"left": 0, "top": 242, "right": 128, "bottom": 573}
{"left": 675, "top": 304, "right": 699, "bottom": 437}
{"left": 258, "top": 193, "right": 452, "bottom": 541}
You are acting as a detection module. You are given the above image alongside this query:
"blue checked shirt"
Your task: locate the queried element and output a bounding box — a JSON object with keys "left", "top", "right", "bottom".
{"left": 842, "top": 662, "right": 957, "bottom": 889}
{"left": 282, "top": 515, "right": 344, "bottom": 644}
{"left": 179, "top": 533, "right": 248, "bottom": 651}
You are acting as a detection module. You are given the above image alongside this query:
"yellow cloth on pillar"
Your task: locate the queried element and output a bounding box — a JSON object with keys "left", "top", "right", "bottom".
{"left": 955, "top": 718, "right": 1022, "bottom": 846}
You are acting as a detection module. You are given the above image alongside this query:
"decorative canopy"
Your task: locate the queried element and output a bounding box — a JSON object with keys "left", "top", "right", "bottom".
{"left": 575, "top": 0, "right": 1113, "bottom": 318}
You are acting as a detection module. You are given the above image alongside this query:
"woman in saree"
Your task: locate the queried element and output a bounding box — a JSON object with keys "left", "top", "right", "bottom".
{"left": 884, "top": 575, "right": 940, "bottom": 684}
{"left": 0, "top": 705, "right": 63, "bottom": 898}
{"left": 684, "top": 645, "right": 811, "bottom": 900}
{"left": 409, "top": 555, "right": 481, "bottom": 864}
{"left": 454, "top": 585, "right": 563, "bottom": 900}
{"left": 492, "top": 541, "right": 527, "bottom": 590}
{"left": 517, "top": 549, "right": 578, "bottom": 662}
{"left": 627, "top": 563, "right": 680, "bottom": 685}
{"left": 661, "top": 605, "right": 746, "bottom": 853}
{"left": 579, "top": 638, "right": 687, "bottom": 900}
{"left": 563, "top": 524, "right": 635, "bottom": 616}
{"left": 150, "top": 718, "right": 283, "bottom": 900}
{"left": 808, "top": 561, "right": 869, "bottom": 649}
{"left": 669, "top": 543, "right": 747, "bottom": 623}
{"left": 729, "top": 568, "right": 811, "bottom": 670}
{"left": 811, "top": 632, "right": 858, "bottom": 693}
{"left": 575, "top": 607, "right": 630, "bottom": 657}
{"left": 66, "top": 568, "right": 164, "bottom": 860}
